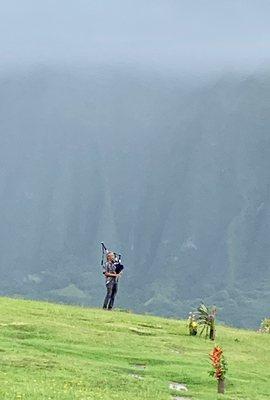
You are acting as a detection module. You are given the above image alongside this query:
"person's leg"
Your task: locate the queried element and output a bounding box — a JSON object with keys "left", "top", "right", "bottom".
{"left": 103, "top": 282, "right": 113, "bottom": 309}
{"left": 108, "top": 282, "right": 118, "bottom": 309}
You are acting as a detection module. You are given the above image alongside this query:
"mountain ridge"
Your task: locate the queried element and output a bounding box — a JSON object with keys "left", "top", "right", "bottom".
{"left": 0, "top": 66, "right": 269, "bottom": 328}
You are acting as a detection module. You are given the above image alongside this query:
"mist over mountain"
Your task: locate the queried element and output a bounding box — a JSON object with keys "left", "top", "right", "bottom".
{"left": 0, "top": 66, "right": 269, "bottom": 328}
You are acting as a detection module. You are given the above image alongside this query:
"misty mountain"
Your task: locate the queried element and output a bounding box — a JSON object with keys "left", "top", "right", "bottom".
{"left": 0, "top": 66, "right": 269, "bottom": 328}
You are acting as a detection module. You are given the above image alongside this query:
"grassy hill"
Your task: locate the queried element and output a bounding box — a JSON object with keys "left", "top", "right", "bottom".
{"left": 0, "top": 297, "right": 268, "bottom": 400}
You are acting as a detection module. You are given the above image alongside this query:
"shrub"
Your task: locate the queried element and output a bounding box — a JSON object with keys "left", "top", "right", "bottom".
{"left": 259, "top": 318, "right": 270, "bottom": 333}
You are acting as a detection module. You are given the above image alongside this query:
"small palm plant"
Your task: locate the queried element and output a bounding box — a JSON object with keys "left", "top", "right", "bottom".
{"left": 197, "top": 303, "right": 217, "bottom": 340}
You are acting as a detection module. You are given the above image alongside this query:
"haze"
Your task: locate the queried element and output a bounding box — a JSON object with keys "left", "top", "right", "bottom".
{"left": 0, "top": 1, "right": 270, "bottom": 328}
{"left": 1, "top": 0, "right": 270, "bottom": 72}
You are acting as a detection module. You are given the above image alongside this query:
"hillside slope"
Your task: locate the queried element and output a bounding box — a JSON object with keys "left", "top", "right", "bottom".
{"left": 0, "top": 297, "right": 269, "bottom": 400}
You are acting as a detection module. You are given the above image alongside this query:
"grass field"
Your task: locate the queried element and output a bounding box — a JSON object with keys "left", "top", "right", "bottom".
{"left": 0, "top": 297, "right": 268, "bottom": 400}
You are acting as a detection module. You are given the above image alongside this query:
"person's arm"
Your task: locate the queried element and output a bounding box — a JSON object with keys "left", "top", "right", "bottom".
{"left": 105, "top": 272, "right": 118, "bottom": 277}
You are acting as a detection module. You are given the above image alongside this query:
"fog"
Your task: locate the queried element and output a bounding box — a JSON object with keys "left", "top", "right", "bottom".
{"left": 0, "top": 2, "right": 269, "bottom": 328}
{"left": 1, "top": 1, "right": 270, "bottom": 72}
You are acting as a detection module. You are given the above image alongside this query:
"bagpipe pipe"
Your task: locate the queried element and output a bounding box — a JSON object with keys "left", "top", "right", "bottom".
{"left": 101, "top": 242, "right": 124, "bottom": 274}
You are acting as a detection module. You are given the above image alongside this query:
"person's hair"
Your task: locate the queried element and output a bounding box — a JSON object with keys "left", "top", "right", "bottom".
{"left": 106, "top": 252, "right": 114, "bottom": 260}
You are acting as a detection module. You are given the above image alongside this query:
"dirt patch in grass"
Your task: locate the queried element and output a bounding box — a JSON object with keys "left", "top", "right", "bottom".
{"left": 0, "top": 323, "right": 51, "bottom": 340}
{"left": 169, "top": 382, "right": 188, "bottom": 391}
{"left": 138, "top": 323, "right": 163, "bottom": 330}
{"left": 133, "top": 364, "right": 147, "bottom": 370}
{"left": 1, "top": 355, "right": 57, "bottom": 370}
{"left": 129, "top": 327, "right": 155, "bottom": 336}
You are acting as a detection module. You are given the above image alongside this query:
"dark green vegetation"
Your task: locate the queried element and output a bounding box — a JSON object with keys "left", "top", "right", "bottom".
{"left": 0, "top": 67, "right": 270, "bottom": 327}
{"left": 0, "top": 297, "right": 269, "bottom": 400}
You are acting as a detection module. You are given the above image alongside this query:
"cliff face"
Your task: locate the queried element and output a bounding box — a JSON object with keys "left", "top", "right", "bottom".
{"left": 0, "top": 67, "right": 269, "bottom": 327}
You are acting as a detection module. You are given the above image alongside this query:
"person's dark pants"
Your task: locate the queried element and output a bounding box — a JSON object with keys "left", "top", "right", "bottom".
{"left": 103, "top": 280, "right": 118, "bottom": 309}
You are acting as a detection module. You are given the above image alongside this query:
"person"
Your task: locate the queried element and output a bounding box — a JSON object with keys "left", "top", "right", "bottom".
{"left": 102, "top": 251, "right": 122, "bottom": 310}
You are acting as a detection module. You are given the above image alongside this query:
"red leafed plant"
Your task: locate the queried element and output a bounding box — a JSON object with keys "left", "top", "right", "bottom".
{"left": 209, "top": 346, "right": 227, "bottom": 393}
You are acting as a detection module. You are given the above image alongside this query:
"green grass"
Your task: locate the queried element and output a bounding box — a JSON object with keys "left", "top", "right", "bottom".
{"left": 0, "top": 297, "right": 269, "bottom": 400}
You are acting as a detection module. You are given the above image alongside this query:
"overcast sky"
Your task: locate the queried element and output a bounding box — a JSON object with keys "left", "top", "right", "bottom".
{"left": 1, "top": 0, "right": 270, "bottom": 73}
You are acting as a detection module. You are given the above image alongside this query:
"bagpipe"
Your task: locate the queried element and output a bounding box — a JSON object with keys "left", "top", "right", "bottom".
{"left": 101, "top": 242, "right": 124, "bottom": 274}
